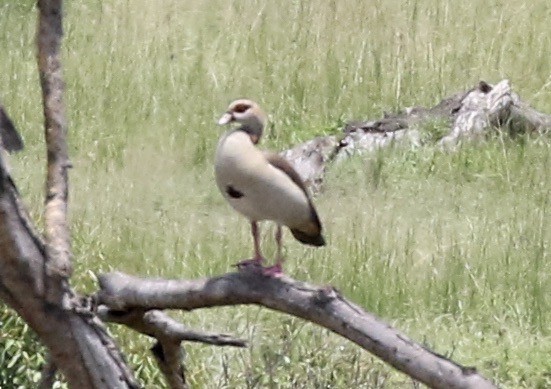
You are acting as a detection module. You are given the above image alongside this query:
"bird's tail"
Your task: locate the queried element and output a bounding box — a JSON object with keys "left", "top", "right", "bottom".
{"left": 290, "top": 228, "right": 326, "bottom": 246}
{"left": 290, "top": 206, "right": 326, "bottom": 247}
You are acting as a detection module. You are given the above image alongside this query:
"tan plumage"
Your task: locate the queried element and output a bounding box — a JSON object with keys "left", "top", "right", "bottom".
{"left": 215, "top": 99, "right": 325, "bottom": 275}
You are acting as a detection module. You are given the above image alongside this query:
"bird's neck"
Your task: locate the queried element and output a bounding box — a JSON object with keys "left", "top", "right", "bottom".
{"left": 239, "top": 122, "right": 264, "bottom": 145}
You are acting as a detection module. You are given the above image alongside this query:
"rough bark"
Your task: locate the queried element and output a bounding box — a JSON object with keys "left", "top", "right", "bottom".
{"left": 0, "top": 105, "right": 24, "bottom": 152}
{"left": 0, "top": 138, "right": 139, "bottom": 388}
{"left": 37, "top": 0, "right": 73, "bottom": 282}
{"left": 0, "top": 1, "right": 139, "bottom": 387}
{"left": 96, "top": 307, "right": 247, "bottom": 389}
{"left": 280, "top": 135, "right": 340, "bottom": 193}
{"left": 284, "top": 80, "right": 551, "bottom": 189}
{"left": 97, "top": 272, "right": 497, "bottom": 389}
{"left": 0, "top": 2, "right": 245, "bottom": 388}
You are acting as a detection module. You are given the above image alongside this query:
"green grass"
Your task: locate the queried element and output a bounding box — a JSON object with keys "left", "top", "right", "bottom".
{"left": 1, "top": 0, "right": 551, "bottom": 387}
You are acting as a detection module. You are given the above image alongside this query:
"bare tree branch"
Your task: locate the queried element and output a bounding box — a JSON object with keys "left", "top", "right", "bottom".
{"left": 97, "top": 306, "right": 246, "bottom": 388}
{"left": 6, "top": 14, "right": 541, "bottom": 386}
{"left": 36, "top": 0, "right": 73, "bottom": 283}
{"left": 98, "top": 307, "right": 247, "bottom": 348}
{"left": 0, "top": 24, "right": 139, "bottom": 387}
{"left": 98, "top": 271, "right": 497, "bottom": 389}
{"left": 151, "top": 340, "right": 187, "bottom": 389}
{"left": 0, "top": 150, "right": 139, "bottom": 386}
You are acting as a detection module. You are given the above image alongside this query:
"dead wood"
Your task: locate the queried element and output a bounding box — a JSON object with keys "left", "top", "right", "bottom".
{"left": 96, "top": 307, "right": 247, "bottom": 389}
{"left": 284, "top": 80, "right": 551, "bottom": 189}
{"left": 37, "top": 0, "right": 73, "bottom": 282}
{"left": 0, "top": 1, "right": 139, "bottom": 387}
{"left": 97, "top": 307, "right": 247, "bottom": 348}
{"left": 97, "top": 271, "right": 497, "bottom": 389}
{"left": 0, "top": 130, "right": 139, "bottom": 387}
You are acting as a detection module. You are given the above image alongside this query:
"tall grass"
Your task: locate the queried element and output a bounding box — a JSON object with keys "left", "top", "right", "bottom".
{"left": 1, "top": 0, "right": 551, "bottom": 387}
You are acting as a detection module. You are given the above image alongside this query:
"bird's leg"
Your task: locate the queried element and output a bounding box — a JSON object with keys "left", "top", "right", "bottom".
{"left": 235, "top": 221, "right": 265, "bottom": 270}
{"left": 262, "top": 224, "right": 284, "bottom": 277}
{"left": 252, "top": 221, "right": 264, "bottom": 261}
{"left": 275, "top": 224, "right": 283, "bottom": 261}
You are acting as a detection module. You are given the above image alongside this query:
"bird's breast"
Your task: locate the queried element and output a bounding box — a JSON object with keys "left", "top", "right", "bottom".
{"left": 214, "top": 132, "right": 310, "bottom": 226}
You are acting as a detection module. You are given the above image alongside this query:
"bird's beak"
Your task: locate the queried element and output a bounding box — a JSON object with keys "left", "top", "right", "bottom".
{"left": 217, "top": 112, "right": 234, "bottom": 125}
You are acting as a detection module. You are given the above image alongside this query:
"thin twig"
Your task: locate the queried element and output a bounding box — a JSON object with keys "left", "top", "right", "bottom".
{"left": 98, "top": 307, "right": 247, "bottom": 347}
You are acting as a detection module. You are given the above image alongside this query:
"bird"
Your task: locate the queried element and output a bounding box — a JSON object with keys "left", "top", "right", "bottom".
{"left": 215, "top": 99, "right": 325, "bottom": 276}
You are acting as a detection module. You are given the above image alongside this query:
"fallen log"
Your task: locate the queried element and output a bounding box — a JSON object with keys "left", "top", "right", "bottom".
{"left": 285, "top": 80, "right": 551, "bottom": 189}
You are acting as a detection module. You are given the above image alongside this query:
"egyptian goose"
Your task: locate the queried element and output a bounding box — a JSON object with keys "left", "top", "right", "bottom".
{"left": 215, "top": 99, "right": 325, "bottom": 276}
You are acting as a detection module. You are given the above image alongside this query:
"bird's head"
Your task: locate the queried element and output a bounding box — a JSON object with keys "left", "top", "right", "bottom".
{"left": 218, "top": 99, "right": 267, "bottom": 144}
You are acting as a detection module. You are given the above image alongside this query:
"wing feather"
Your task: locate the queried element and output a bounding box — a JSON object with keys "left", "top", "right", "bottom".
{"left": 264, "top": 152, "right": 325, "bottom": 246}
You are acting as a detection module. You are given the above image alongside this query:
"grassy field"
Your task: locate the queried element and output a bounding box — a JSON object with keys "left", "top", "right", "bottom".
{"left": 1, "top": 0, "right": 551, "bottom": 387}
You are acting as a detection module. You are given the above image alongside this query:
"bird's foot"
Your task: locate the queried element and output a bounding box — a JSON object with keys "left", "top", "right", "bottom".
{"left": 261, "top": 263, "right": 283, "bottom": 278}
{"left": 234, "top": 256, "right": 264, "bottom": 271}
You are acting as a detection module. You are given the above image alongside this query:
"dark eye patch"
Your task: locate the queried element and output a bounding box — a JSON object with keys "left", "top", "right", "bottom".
{"left": 233, "top": 104, "right": 250, "bottom": 113}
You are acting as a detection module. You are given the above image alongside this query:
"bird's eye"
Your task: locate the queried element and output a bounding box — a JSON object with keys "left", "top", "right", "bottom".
{"left": 233, "top": 104, "right": 250, "bottom": 113}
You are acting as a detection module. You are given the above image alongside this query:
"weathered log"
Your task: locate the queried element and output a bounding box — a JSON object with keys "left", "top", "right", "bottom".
{"left": 97, "top": 271, "right": 497, "bottom": 389}
{"left": 0, "top": 87, "right": 501, "bottom": 388}
{"left": 284, "top": 80, "right": 551, "bottom": 189}
{"left": 280, "top": 135, "right": 340, "bottom": 193}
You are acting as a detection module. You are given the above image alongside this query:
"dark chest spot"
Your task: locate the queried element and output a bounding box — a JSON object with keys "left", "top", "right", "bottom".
{"left": 226, "top": 185, "right": 244, "bottom": 199}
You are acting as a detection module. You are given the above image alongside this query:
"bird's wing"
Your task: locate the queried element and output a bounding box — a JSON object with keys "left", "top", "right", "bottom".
{"left": 263, "top": 151, "right": 309, "bottom": 197}
{"left": 264, "top": 150, "right": 324, "bottom": 245}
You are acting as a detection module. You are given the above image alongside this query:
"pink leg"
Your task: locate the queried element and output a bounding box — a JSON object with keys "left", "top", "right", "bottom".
{"left": 235, "top": 221, "right": 265, "bottom": 270}
{"left": 275, "top": 224, "right": 282, "bottom": 260}
{"left": 252, "top": 221, "right": 263, "bottom": 260}
{"left": 262, "top": 224, "right": 284, "bottom": 277}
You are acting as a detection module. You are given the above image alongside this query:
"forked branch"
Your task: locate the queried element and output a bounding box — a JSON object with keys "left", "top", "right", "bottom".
{"left": 97, "top": 304, "right": 246, "bottom": 389}
{"left": 98, "top": 271, "right": 497, "bottom": 389}
{"left": 98, "top": 307, "right": 247, "bottom": 348}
